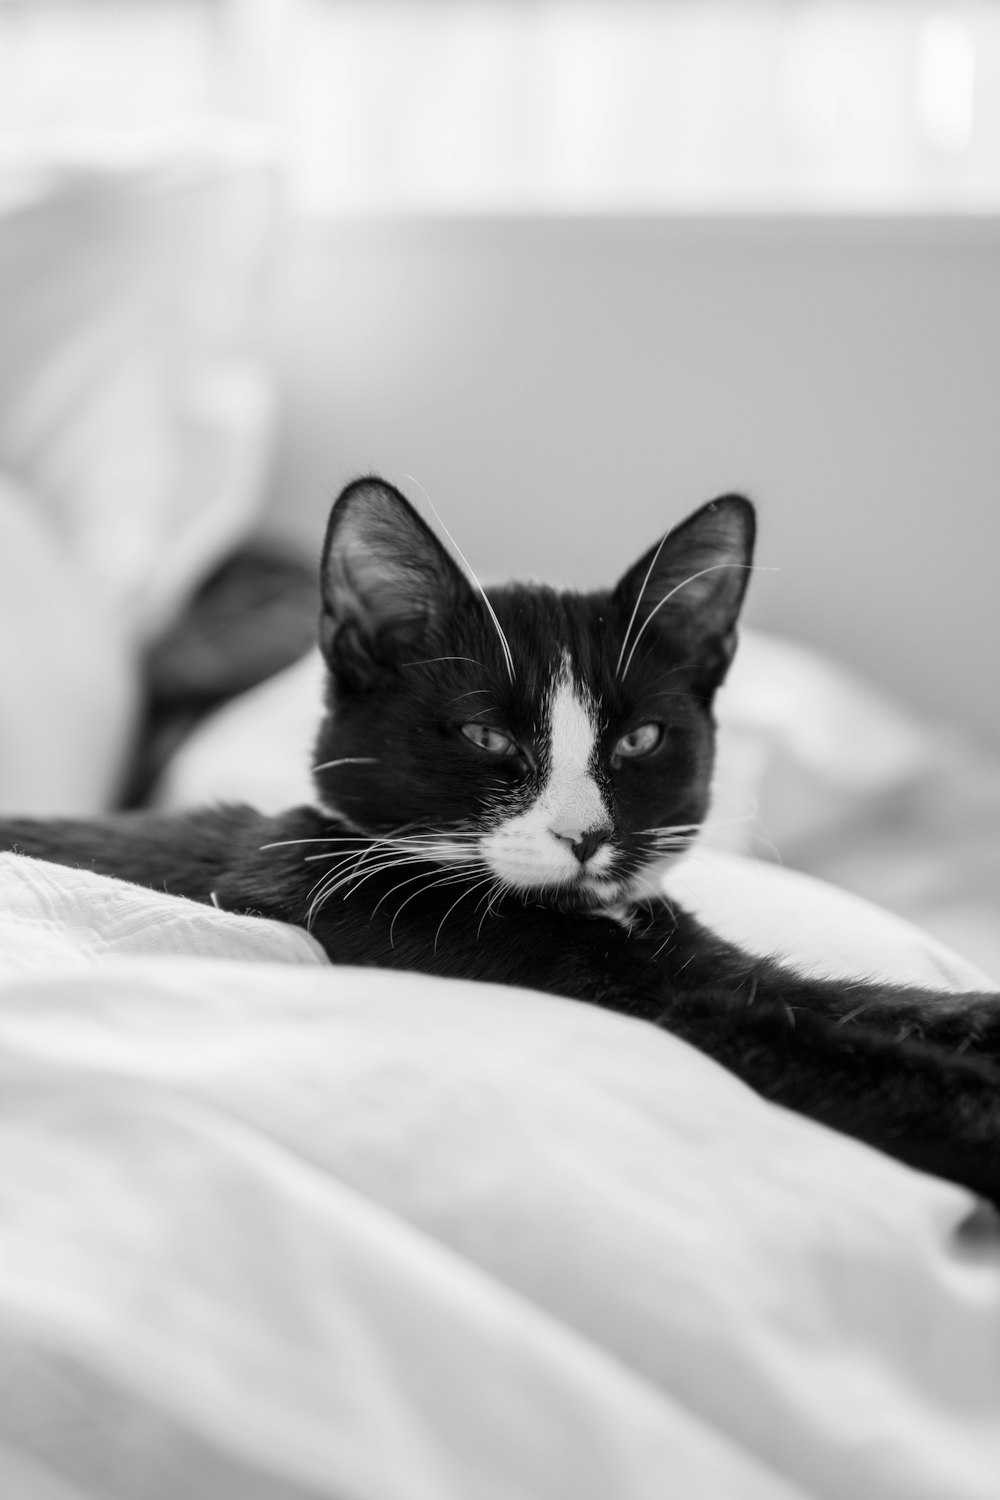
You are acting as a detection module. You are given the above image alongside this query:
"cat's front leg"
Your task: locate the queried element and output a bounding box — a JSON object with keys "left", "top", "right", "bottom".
{"left": 761, "top": 966, "right": 1000, "bottom": 1067}
{"left": 0, "top": 806, "right": 281, "bottom": 904}
{"left": 668, "top": 910, "right": 1000, "bottom": 1066}
{"left": 646, "top": 909, "right": 1000, "bottom": 1205}
{"left": 658, "top": 980, "right": 1000, "bottom": 1204}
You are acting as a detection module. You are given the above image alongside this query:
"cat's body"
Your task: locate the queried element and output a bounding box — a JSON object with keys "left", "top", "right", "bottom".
{"left": 2, "top": 478, "right": 999, "bottom": 1206}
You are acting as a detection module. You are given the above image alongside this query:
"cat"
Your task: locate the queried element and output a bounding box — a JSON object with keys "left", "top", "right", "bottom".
{"left": 2, "top": 477, "right": 999, "bottom": 1206}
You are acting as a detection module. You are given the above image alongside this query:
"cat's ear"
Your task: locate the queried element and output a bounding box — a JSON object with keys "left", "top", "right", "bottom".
{"left": 319, "top": 477, "right": 469, "bottom": 689}
{"left": 613, "top": 495, "right": 756, "bottom": 693}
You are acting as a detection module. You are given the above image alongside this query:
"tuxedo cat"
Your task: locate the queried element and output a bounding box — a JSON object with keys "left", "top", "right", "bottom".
{"left": 2, "top": 479, "right": 999, "bottom": 1205}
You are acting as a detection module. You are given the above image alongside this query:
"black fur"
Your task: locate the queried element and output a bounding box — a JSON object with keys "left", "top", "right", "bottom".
{"left": 2, "top": 478, "right": 998, "bottom": 1207}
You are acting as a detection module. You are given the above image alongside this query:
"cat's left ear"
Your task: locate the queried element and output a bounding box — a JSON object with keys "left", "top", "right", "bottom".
{"left": 319, "top": 477, "right": 470, "bottom": 690}
{"left": 613, "top": 494, "right": 756, "bottom": 693}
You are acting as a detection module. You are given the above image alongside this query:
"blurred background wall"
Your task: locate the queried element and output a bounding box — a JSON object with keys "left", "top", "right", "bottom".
{"left": 267, "top": 212, "right": 1000, "bottom": 751}
{"left": 2, "top": 0, "right": 999, "bottom": 746}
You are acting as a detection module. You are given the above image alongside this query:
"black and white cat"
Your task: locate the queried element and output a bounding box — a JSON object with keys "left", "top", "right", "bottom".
{"left": 3, "top": 478, "right": 999, "bottom": 1205}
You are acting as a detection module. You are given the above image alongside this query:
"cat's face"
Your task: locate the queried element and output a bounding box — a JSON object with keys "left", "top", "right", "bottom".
{"left": 313, "top": 479, "right": 755, "bottom": 913}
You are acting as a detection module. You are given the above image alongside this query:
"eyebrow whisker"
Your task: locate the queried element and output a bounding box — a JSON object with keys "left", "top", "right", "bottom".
{"left": 404, "top": 472, "right": 516, "bottom": 684}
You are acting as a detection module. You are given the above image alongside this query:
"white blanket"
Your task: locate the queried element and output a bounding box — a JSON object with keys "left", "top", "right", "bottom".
{"left": 1, "top": 850, "right": 998, "bottom": 1500}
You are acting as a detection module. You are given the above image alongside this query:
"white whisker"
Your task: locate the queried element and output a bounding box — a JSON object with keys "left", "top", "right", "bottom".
{"left": 615, "top": 528, "right": 673, "bottom": 680}
{"left": 400, "top": 656, "right": 486, "bottom": 669}
{"left": 369, "top": 863, "right": 460, "bottom": 917}
{"left": 318, "top": 857, "right": 440, "bottom": 911}
{"left": 389, "top": 869, "right": 476, "bottom": 948}
{"left": 312, "top": 757, "right": 380, "bottom": 773}
{"left": 433, "top": 874, "right": 495, "bottom": 953}
{"left": 300, "top": 822, "right": 488, "bottom": 926}
{"left": 619, "top": 563, "right": 757, "bottom": 684}
{"left": 404, "top": 472, "right": 516, "bottom": 683}
{"left": 447, "top": 688, "right": 495, "bottom": 704}
{"left": 633, "top": 824, "right": 703, "bottom": 836}
{"left": 476, "top": 878, "right": 506, "bottom": 940}
{"left": 260, "top": 836, "right": 371, "bottom": 852}
{"left": 307, "top": 856, "right": 406, "bottom": 927}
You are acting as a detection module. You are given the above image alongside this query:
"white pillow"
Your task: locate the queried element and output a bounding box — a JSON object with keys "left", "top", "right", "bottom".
{"left": 153, "top": 645, "right": 324, "bottom": 814}
{"left": 0, "top": 132, "right": 279, "bottom": 813}
{"left": 0, "top": 132, "right": 278, "bottom": 648}
{"left": 665, "top": 848, "right": 992, "bottom": 991}
{"left": 0, "top": 472, "right": 136, "bottom": 814}
{"left": 710, "top": 630, "right": 1000, "bottom": 982}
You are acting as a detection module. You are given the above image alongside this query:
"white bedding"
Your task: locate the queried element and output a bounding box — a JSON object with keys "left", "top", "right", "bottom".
{"left": 1, "top": 850, "right": 998, "bottom": 1500}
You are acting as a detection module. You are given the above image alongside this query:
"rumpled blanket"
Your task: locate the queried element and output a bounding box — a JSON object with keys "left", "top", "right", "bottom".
{"left": 1, "top": 850, "right": 998, "bottom": 1500}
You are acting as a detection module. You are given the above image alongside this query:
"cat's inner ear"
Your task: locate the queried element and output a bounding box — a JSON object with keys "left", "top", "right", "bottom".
{"left": 614, "top": 495, "right": 756, "bottom": 691}
{"left": 320, "top": 478, "right": 468, "bottom": 687}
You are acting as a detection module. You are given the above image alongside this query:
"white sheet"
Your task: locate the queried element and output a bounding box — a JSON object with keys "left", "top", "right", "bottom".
{"left": 0, "top": 851, "right": 998, "bottom": 1500}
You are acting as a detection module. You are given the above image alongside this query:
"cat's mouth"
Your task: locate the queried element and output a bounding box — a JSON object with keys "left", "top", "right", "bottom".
{"left": 563, "top": 855, "right": 674, "bottom": 911}
{"left": 575, "top": 877, "right": 632, "bottom": 910}
{"left": 476, "top": 821, "right": 686, "bottom": 911}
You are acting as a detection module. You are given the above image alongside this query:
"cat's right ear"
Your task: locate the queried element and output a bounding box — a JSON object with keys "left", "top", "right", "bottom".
{"left": 319, "top": 477, "right": 469, "bottom": 690}
{"left": 613, "top": 494, "right": 757, "bottom": 694}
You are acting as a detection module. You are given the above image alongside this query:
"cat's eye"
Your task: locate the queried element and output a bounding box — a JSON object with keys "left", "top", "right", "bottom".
{"left": 460, "top": 723, "right": 518, "bottom": 757}
{"left": 613, "top": 723, "right": 663, "bottom": 760}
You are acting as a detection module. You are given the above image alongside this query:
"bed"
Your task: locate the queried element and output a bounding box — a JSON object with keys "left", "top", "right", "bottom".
{"left": 1, "top": 142, "right": 999, "bottom": 1500}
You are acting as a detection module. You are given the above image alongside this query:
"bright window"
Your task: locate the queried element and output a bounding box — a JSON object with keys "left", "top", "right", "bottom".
{"left": 1, "top": 1, "right": 998, "bottom": 212}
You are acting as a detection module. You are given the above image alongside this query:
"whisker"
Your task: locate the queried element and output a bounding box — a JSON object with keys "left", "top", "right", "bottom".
{"left": 306, "top": 854, "right": 429, "bottom": 927}
{"left": 446, "top": 689, "right": 496, "bottom": 705}
{"left": 259, "top": 836, "right": 371, "bottom": 852}
{"left": 302, "top": 840, "right": 479, "bottom": 864}
{"left": 302, "top": 828, "right": 483, "bottom": 922}
{"left": 368, "top": 863, "right": 458, "bottom": 917}
{"left": 389, "top": 869, "right": 476, "bottom": 947}
{"left": 400, "top": 656, "right": 486, "bottom": 669}
{"left": 320, "top": 850, "right": 434, "bottom": 884}
{"left": 404, "top": 472, "right": 516, "bottom": 684}
{"left": 306, "top": 855, "right": 372, "bottom": 923}
{"left": 309, "top": 835, "right": 482, "bottom": 897}
{"left": 311, "top": 757, "right": 381, "bottom": 774}
{"left": 433, "top": 874, "right": 495, "bottom": 953}
{"left": 633, "top": 824, "right": 703, "bottom": 836}
{"left": 321, "top": 857, "right": 446, "bottom": 910}
{"left": 619, "top": 564, "right": 761, "bottom": 685}
{"left": 305, "top": 850, "right": 368, "bottom": 863}
{"left": 275, "top": 828, "right": 483, "bottom": 860}
{"left": 476, "top": 878, "right": 506, "bottom": 941}
{"left": 305, "top": 840, "right": 441, "bottom": 918}
{"left": 615, "top": 526, "right": 674, "bottom": 681}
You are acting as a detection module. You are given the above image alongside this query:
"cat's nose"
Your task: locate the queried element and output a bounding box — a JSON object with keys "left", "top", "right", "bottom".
{"left": 552, "top": 825, "right": 613, "bottom": 864}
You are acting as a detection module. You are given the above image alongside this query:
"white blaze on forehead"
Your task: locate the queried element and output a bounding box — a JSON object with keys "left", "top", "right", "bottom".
{"left": 479, "top": 651, "right": 611, "bottom": 890}
{"left": 544, "top": 654, "right": 606, "bottom": 839}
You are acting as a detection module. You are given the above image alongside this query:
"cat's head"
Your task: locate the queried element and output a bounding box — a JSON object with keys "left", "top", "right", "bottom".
{"left": 314, "top": 477, "right": 755, "bottom": 912}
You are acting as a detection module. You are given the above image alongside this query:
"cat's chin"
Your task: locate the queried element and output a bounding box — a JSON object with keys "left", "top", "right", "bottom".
{"left": 625, "top": 856, "right": 681, "bottom": 904}
{"left": 546, "top": 874, "right": 633, "bottom": 916}
{"left": 523, "top": 855, "right": 679, "bottom": 917}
